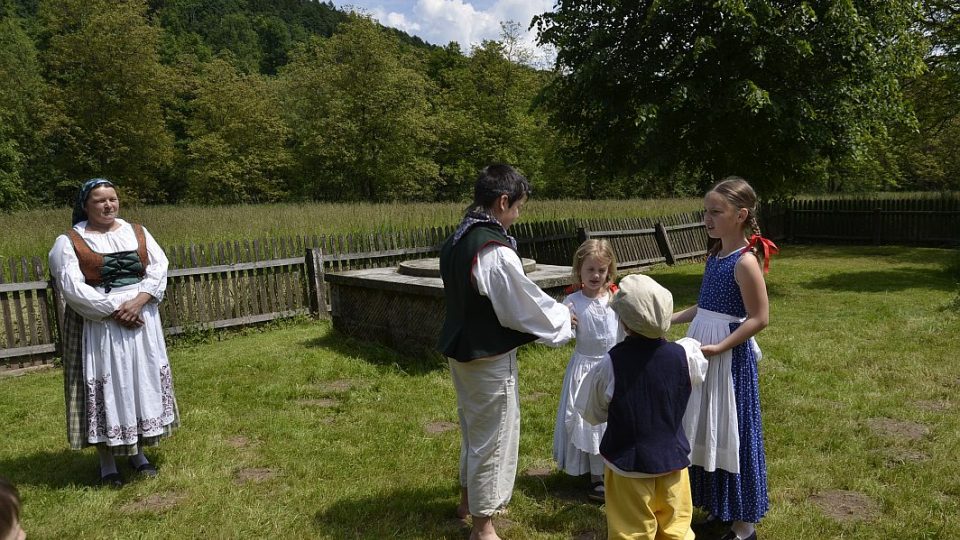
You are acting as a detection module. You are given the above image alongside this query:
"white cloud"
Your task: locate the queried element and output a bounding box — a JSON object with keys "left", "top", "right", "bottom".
{"left": 381, "top": 10, "right": 421, "bottom": 34}
{"left": 346, "top": 0, "right": 555, "bottom": 64}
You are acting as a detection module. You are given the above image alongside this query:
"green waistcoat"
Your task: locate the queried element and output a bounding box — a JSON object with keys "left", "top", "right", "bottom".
{"left": 436, "top": 224, "right": 537, "bottom": 362}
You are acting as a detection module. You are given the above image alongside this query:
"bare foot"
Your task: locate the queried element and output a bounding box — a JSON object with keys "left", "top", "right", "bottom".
{"left": 469, "top": 529, "right": 501, "bottom": 540}
{"left": 470, "top": 515, "right": 500, "bottom": 540}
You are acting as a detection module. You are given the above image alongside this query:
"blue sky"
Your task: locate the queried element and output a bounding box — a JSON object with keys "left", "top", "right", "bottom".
{"left": 332, "top": 0, "right": 555, "bottom": 62}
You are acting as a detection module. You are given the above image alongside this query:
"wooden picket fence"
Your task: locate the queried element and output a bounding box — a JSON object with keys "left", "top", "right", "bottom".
{"left": 762, "top": 195, "right": 960, "bottom": 245}
{"left": 0, "top": 258, "right": 56, "bottom": 365}
{"left": 6, "top": 194, "right": 956, "bottom": 371}
{"left": 0, "top": 213, "right": 712, "bottom": 370}
{"left": 576, "top": 212, "right": 709, "bottom": 268}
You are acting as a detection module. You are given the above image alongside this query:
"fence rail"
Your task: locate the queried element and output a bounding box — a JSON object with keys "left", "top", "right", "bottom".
{"left": 0, "top": 257, "right": 56, "bottom": 364}
{"left": 4, "top": 195, "right": 957, "bottom": 370}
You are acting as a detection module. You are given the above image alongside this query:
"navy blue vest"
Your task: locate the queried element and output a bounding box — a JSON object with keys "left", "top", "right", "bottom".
{"left": 436, "top": 224, "right": 537, "bottom": 361}
{"left": 600, "top": 336, "right": 692, "bottom": 474}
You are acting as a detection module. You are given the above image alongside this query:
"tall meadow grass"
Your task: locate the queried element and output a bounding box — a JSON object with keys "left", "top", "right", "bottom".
{"left": 1, "top": 198, "right": 702, "bottom": 260}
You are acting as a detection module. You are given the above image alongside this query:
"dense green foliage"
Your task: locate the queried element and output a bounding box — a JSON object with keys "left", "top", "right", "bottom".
{"left": 534, "top": 1, "right": 928, "bottom": 196}
{"left": 0, "top": 0, "right": 568, "bottom": 209}
{"left": 889, "top": 1, "right": 960, "bottom": 191}
{"left": 0, "top": 0, "right": 956, "bottom": 212}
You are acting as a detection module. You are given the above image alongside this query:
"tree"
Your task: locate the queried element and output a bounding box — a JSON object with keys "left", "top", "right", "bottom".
{"left": 427, "top": 23, "right": 559, "bottom": 201}
{"left": 0, "top": 16, "right": 45, "bottom": 210}
{"left": 184, "top": 57, "right": 292, "bottom": 203}
{"left": 38, "top": 0, "right": 176, "bottom": 203}
{"left": 535, "top": 1, "right": 926, "bottom": 197}
{"left": 890, "top": 0, "right": 960, "bottom": 190}
{"left": 280, "top": 15, "right": 438, "bottom": 202}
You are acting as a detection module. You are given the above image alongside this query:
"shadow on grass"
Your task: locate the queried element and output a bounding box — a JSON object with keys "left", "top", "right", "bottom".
{"left": 514, "top": 470, "right": 606, "bottom": 535}
{"left": 313, "top": 485, "right": 469, "bottom": 539}
{"left": 0, "top": 449, "right": 105, "bottom": 489}
{"left": 804, "top": 267, "right": 954, "bottom": 293}
{"left": 314, "top": 480, "right": 605, "bottom": 538}
{"left": 302, "top": 329, "right": 447, "bottom": 376}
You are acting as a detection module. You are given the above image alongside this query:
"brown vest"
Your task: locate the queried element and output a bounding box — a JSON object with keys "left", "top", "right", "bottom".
{"left": 66, "top": 223, "right": 149, "bottom": 286}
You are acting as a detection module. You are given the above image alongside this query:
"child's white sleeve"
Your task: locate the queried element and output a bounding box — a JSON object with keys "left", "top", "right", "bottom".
{"left": 676, "top": 337, "right": 708, "bottom": 386}
{"left": 473, "top": 244, "right": 574, "bottom": 345}
{"left": 574, "top": 355, "right": 614, "bottom": 425}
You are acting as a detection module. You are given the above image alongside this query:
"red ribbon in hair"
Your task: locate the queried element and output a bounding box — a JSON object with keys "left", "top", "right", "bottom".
{"left": 741, "top": 234, "right": 779, "bottom": 273}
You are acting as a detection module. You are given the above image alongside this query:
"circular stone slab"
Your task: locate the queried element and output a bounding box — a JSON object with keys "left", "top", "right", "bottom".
{"left": 398, "top": 257, "right": 537, "bottom": 277}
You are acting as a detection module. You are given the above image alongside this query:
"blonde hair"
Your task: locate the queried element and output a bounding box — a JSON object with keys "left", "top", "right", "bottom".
{"left": 706, "top": 176, "right": 766, "bottom": 263}
{"left": 571, "top": 239, "right": 617, "bottom": 289}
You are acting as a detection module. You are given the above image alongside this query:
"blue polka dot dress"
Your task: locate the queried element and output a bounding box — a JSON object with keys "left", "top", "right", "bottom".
{"left": 685, "top": 250, "right": 769, "bottom": 523}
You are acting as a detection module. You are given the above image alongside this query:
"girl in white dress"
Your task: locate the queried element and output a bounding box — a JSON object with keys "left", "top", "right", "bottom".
{"left": 553, "top": 239, "right": 624, "bottom": 501}
{"left": 49, "top": 178, "right": 179, "bottom": 488}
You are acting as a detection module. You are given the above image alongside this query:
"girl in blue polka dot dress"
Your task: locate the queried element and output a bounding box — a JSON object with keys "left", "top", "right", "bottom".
{"left": 671, "top": 177, "right": 778, "bottom": 540}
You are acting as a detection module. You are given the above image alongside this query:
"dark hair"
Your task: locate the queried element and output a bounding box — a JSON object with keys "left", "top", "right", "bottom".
{"left": 0, "top": 477, "right": 21, "bottom": 538}
{"left": 467, "top": 164, "right": 532, "bottom": 213}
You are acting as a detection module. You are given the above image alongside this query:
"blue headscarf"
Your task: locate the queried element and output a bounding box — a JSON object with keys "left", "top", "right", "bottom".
{"left": 72, "top": 178, "right": 115, "bottom": 226}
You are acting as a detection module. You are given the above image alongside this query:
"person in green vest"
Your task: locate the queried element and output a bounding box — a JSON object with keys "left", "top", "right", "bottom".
{"left": 438, "top": 164, "right": 576, "bottom": 540}
{"left": 48, "top": 178, "right": 180, "bottom": 488}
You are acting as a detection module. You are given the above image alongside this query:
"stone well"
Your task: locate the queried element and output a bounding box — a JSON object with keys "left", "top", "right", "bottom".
{"left": 324, "top": 258, "right": 571, "bottom": 358}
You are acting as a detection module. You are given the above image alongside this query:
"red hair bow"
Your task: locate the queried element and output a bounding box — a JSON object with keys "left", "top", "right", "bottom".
{"left": 742, "top": 234, "right": 779, "bottom": 273}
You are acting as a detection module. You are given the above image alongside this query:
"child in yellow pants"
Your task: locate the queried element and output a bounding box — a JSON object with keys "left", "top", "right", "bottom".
{"left": 605, "top": 468, "right": 695, "bottom": 540}
{"left": 575, "top": 274, "right": 708, "bottom": 540}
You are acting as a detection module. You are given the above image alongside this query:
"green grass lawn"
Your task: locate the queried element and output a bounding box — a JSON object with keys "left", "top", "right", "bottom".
{"left": 1, "top": 245, "right": 958, "bottom": 539}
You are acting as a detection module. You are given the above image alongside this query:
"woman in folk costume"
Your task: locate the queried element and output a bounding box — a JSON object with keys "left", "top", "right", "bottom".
{"left": 49, "top": 178, "right": 179, "bottom": 488}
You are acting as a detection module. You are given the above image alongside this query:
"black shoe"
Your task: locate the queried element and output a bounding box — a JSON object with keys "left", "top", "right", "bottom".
{"left": 587, "top": 481, "right": 605, "bottom": 502}
{"left": 100, "top": 472, "right": 124, "bottom": 489}
{"left": 692, "top": 515, "right": 731, "bottom": 534}
{"left": 129, "top": 458, "right": 159, "bottom": 478}
{"left": 719, "top": 531, "right": 757, "bottom": 540}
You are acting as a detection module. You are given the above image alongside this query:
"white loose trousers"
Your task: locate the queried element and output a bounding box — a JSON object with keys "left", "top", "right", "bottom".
{"left": 449, "top": 349, "right": 520, "bottom": 517}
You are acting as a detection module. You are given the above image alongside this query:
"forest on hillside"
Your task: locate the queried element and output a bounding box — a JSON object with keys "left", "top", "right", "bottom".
{"left": 0, "top": 0, "right": 958, "bottom": 210}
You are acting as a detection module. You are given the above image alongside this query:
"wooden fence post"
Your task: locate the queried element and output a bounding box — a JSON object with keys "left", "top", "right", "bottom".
{"left": 654, "top": 222, "right": 676, "bottom": 265}
{"left": 305, "top": 247, "right": 329, "bottom": 320}
{"left": 872, "top": 208, "right": 882, "bottom": 245}
{"left": 577, "top": 227, "right": 591, "bottom": 243}
{"left": 785, "top": 204, "right": 794, "bottom": 243}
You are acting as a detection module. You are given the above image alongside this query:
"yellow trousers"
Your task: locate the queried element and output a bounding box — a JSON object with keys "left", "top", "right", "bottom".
{"left": 605, "top": 467, "right": 695, "bottom": 540}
